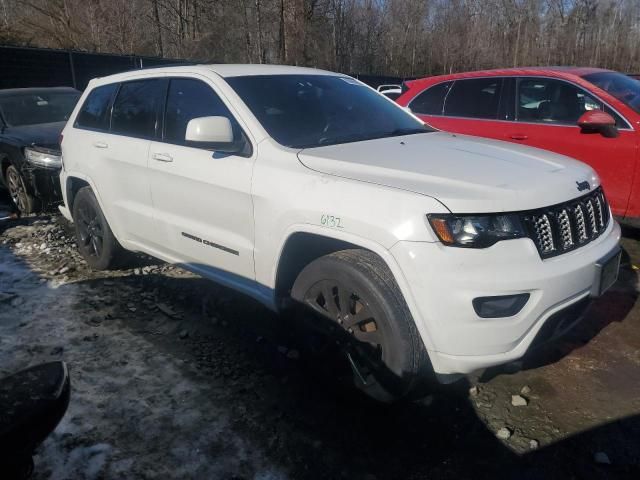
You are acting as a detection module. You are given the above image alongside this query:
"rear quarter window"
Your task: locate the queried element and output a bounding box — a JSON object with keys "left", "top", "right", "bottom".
{"left": 409, "top": 82, "right": 452, "bottom": 115}
{"left": 74, "top": 84, "right": 118, "bottom": 131}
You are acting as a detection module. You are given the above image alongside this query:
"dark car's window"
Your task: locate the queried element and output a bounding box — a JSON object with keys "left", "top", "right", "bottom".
{"left": 75, "top": 84, "right": 118, "bottom": 131}
{"left": 584, "top": 71, "right": 640, "bottom": 114}
{"left": 409, "top": 82, "right": 452, "bottom": 115}
{"left": 382, "top": 91, "right": 401, "bottom": 100}
{"left": 517, "top": 78, "right": 602, "bottom": 125}
{"left": 164, "top": 78, "right": 241, "bottom": 146}
{"left": 226, "top": 75, "right": 430, "bottom": 149}
{"left": 444, "top": 78, "right": 502, "bottom": 119}
{"left": 111, "top": 79, "right": 165, "bottom": 139}
{"left": 0, "top": 91, "right": 79, "bottom": 127}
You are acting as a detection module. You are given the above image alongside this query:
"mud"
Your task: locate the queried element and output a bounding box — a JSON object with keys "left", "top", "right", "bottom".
{"left": 0, "top": 194, "right": 639, "bottom": 479}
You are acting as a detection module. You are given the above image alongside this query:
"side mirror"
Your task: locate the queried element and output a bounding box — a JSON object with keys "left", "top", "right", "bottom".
{"left": 185, "top": 116, "right": 240, "bottom": 152}
{"left": 577, "top": 111, "right": 619, "bottom": 138}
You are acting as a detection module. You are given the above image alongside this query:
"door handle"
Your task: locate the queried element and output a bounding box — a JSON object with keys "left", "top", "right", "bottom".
{"left": 152, "top": 153, "right": 173, "bottom": 163}
{"left": 509, "top": 134, "right": 529, "bottom": 140}
{"left": 93, "top": 141, "right": 108, "bottom": 149}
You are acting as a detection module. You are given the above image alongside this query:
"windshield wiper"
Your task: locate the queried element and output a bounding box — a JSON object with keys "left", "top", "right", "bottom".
{"left": 386, "top": 127, "right": 430, "bottom": 137}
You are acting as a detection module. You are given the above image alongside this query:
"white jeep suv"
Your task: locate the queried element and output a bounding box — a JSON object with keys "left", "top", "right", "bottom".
{"left": 60, "top": 65, "right": 621, "bottom": 401}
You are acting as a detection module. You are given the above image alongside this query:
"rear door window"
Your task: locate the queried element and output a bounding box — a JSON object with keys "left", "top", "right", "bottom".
{"left": 444, "top": 78, "right": 503, "bottom": 119}
{"left": 111, "top": 79, "right": 166, "bottom": 139}
{"left": 74, "top": 84, "right": 117, "bottom": 131}
{"left": 163, "top": 78, "right": 242, "bottom": 146}
{"left": 409, "top": 82, "right": 452, "bottom": 115}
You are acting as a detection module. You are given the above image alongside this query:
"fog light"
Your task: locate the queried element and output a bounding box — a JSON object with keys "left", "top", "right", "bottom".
{"left": 472, "top": 293, "right": 530, "bottom": 318}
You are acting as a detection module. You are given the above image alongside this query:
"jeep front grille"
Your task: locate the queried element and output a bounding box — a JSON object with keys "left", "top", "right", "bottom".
{"left": 521, "top": 188, "right": 610, "bottom": 259}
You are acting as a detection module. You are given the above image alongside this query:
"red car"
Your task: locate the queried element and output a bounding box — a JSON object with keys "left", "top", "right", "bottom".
{"left": 396, "top": 68, "right": 640, "bottom": 225}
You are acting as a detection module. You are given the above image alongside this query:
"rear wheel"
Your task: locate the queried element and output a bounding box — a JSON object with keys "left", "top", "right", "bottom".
{"left": 6, "top": 165, "right": 38, "bottom": 214}
{"left": 291, "top": 249, "right": 433, "bottom": 402}
{"left": 72, "top": 187, "right": 124, "bottom": 270}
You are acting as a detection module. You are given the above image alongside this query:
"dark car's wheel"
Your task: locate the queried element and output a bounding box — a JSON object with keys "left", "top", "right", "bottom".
{"left": 6, "top": 165, "right": 38, "bottom": 214}
{"left": 72, "top": 187, "right": 124, "bottom": 270}
{"left": 291, "top": 249, "right": 433, "bottom": 402}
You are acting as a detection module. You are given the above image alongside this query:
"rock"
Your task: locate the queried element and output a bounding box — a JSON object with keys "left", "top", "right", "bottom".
{"left": 39, "top": 243, "right": 47, "bottom": 250}
{"left": 529, "top": 439, "right": 539, "bottom": 449}
{"left": 496, "top": 427, "right": 512, "bottom": 440}
{"left": 469, "top": 386, "right": 479, "bottom": 397}
{"left": 134, "top": 268, "right": 141, "bottom": 275}
{"left": 277, "top": 345, "right": 288, "bottom": 355}
{"left": 287, "top": 349, "right": 300, "bottom": 360}
{"left": 511, "top": 394, "right": 528, "bottom": 406}
{"left": 10, "top": 296, "right": 25, "bottom": 307}
{"left": 50, "top": 346, "right": 64, "bottom": 355}
{"left": 179, "top": 329, "right": 189, "bottom": 339}
{"left": 0, "top": 292, "right": 16, "bottom": 303}
{"left": 594, "top": 451, "right": 611, "bottom": 465}
{"left": 59, "top": 266, "right": 72, "bottom": 274}
{"left": 521, "top": 385, "right": 531, "bottom": 395}
{"left": 157, "top": 303, "right": 177, "bottom": 318}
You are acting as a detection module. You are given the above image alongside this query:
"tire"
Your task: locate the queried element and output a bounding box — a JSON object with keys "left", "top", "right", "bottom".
{"left": 6, "top": 165, "right": 38, "bottom": 214}
{"left": 291, "top": 249, "right": 433, "bottom": 402}
{"left": 72, "top": 187, "right": 124, "bottom": 270}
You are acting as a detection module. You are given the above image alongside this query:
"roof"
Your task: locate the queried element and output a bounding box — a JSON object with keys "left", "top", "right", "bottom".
{"left": 89, "top": 64, "right": 341, "bottom": 85}
{"left": 0, "top": 86, "right": 79, "bottom": 97}
{"left": 405, "top": 67, "right": 615, "bottom": 89}
{"left": 206, "top": 64, "right": 338, "bottom": 77}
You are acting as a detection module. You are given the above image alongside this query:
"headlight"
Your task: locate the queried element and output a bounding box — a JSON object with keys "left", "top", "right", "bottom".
{"left": 24, "top": 147, "right": 62, "bottom": 168}
{"left": 428, "top": 213, "right": 526, "bottom": 248}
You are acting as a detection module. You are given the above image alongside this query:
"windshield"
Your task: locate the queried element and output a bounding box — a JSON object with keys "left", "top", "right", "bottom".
{"left": 583, "top": 72, "right": 640, "bottom": 114}
{"left": 0, "top": 92, "right": 80, "bottom": 127}
{"left": 226, "top": 75, "right": 430, "bottom": 149}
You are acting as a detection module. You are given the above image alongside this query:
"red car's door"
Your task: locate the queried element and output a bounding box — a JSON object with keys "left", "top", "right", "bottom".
{"left": 503, "top": 77, "right": 637, "bottom": 217}
{"left": 409, "top": 78, "right": 515, "bottom": 142}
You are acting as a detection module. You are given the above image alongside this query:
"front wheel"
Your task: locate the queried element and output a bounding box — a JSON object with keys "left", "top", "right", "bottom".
{"left": 6, "top": 165, "right": 38, "bottom": 214}
{"left": 72, "top": 187, "right": 124, "bottom": 270}
{"left": 291, "top": 249, "right": 434, "bottom": 402}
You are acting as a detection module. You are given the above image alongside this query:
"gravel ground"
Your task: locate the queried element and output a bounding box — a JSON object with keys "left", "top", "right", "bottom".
{"left": 1, "top": 194, "right": 639, "bottom": 480}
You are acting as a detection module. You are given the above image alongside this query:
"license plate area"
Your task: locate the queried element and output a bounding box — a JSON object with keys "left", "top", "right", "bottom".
{"left": 591, "top": 247, "right": 621, "bottom": 297}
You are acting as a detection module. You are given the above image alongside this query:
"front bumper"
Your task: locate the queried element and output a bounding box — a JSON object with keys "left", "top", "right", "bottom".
{"left": 24, "top": 164, "right": 62, "bottom": 204}
{"left": 391, "top": 219, "right": 621, "bottom": 375}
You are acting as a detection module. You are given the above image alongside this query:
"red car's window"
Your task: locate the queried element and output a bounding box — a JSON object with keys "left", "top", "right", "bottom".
{"left": 516, "top": 78, "right": 601, "bottom": 125}
{"left": 443, "top": 78, "right": 503, "bottom": 119}
{"left": 409, "top": 82, "right": 452, "bottom": 115}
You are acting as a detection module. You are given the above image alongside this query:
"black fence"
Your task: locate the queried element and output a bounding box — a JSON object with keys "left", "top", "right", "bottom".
{"left": 0, "top": 46, "right": 186, "bottom": 90}
{"left": 0, "top": 45, "right": 408, "bottom": 91}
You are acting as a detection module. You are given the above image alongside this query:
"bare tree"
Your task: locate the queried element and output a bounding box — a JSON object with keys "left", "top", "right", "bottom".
{"left": 4, "top": 0, "right": 640, "bottom": 77}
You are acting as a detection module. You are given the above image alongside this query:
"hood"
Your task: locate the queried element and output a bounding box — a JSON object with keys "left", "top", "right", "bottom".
{"left": 1, "top": 121, "right": 65, "bottom": 151}
{"left": 297, "top": 132, "right": 598, "bottom": 213}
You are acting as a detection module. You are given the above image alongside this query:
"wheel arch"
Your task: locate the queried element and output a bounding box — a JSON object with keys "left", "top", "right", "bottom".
{"left": 272, "top": 226, "right": 436, "bottom": 352}
{"left": 62, "top": 172, "right": 127, "bottom": 246}
{"left": 0, "top": 149, "right": 19, "bottom": 184}
{"left": 65, "top": 175, "right": 92, "bottom": 217}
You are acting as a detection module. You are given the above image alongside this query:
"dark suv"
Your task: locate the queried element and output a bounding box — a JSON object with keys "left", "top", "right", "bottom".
{"left": 0, "top": 87, "right": 80, "bottom": 214}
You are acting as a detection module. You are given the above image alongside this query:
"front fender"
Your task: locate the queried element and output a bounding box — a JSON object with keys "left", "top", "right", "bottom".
{"left": 267, "top": 224, "right": 437, "bottom": 352}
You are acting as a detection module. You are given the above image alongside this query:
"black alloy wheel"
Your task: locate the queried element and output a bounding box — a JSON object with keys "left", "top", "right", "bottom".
{"left": 301, "top": 278, "right": 387, "bottom": 376}
{"left": 76, "top": 200, "right": 104, "bottom": 260}
{"left": 6, "top": 165, "right": 36, "bottom": 214}
{"left": 72, "top": 187, "right": 124, "bottom": 270}
{"left": 291, "top": 250, "right": 433, "bottom": 402}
